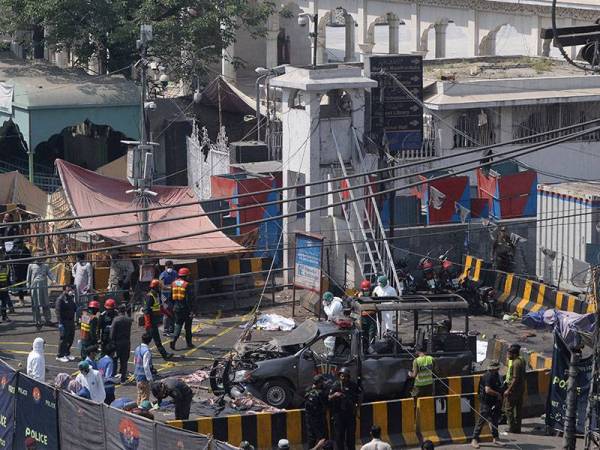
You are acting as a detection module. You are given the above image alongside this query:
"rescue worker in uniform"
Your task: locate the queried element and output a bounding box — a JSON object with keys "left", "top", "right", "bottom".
{"left": 304, "top": 374, "right": 329, "bottom": 448}
{"left": 151, "top": 378, "right": 193, "bottom": 420}
{"left": 144, "top": 279, "right": 173, "bottom": 360}
{"left": 322, "top": 292, "right": 344, "bottom": 356}
{"left": 504, "top": 344, "right": 526, "bottom": 433}
{"left": 329, "top": 367, "right": 360, "bottom": 450}
{"left": 358, "top": 280, "right": 377, "bottom": 352}
{"left": 159, "top": 260, "right": 178, "bottom": 336}
{"left": 409, "top": 346, "right": 435, "bottom": 398}
{"left": 80, "top": 300, "right": 100, "bottom": 359}
{"left": 170, "top": 268, "right": 194, "bottom": 351}
{"left": 99, "top": 298, "right": 117, "bottom": 355}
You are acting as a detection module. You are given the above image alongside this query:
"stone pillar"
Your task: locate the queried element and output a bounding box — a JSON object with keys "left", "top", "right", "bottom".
{"left": 358, "top": 42, "right": 374, "bottom": 62}
{"left": 414, "top": 4, "right": 421, "bottom": 53}
{"left": 434, "top": 23, "right": 448, "bottom": 58}
{"left": 388, "top": 16, "right": 400, "bottom": 54}
{"left": 316, "top": 29, "right": 327, "bottom": 64}
{"left": 266, "top": 13, "right": 280, "bottom": 68}
{"left": 344, "top": 14, "right": 356, "bottom": 61}
{"left": 468, "top": 9, "right": 480, "bottom": 57}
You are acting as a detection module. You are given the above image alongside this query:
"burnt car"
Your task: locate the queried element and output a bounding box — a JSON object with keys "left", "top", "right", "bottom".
{"left": 210, "top": 293, "right": 476, "bottom": 408}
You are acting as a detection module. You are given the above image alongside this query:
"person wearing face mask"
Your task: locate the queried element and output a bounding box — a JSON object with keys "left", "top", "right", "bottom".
{"left": 159, "top": 260, "right": 177, "bottom": 336}
{"left": 55, "top": 285, "right": 77, "bottom": 362}
{"left": 371, "top": 275, "right": 397, "bottom": 333}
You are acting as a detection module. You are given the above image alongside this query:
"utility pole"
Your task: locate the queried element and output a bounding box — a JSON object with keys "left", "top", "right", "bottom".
{"left": 564, "top": 347, "right": 581, "bottom": 450}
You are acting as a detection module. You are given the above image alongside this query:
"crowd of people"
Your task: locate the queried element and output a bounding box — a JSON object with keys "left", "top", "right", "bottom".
{"left": 19, "top": 258, "right": 197, "bottom": 422}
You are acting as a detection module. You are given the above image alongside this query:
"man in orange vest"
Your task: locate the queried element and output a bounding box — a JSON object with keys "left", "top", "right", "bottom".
{"left": 80, "top": 300, "right": 100, "bottom": 359}
{"left": 144, "top": 279, "right": 173, "bottom": 360}
{"left": 169, "top": 268, "right": 195, "bottom": 351}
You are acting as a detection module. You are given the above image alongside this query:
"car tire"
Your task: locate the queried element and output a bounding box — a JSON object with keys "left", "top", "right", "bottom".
{"left": 261, "top": 379, "right": 292, "bottom": 409}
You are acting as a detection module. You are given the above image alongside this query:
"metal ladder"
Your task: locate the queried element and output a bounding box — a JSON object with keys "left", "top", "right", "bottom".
{"left": 330, "top": 125, "right": 400, "bottom": 291}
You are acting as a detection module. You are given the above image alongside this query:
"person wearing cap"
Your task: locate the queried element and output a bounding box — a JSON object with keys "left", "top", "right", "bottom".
{"left": 151, "top": 378, "right": 193, "bottom": 420}
{"left": 504, "top": 344, "right": 526, "bottom": 433}
{"left": 144, "top": 279, "right": 173, "bottom": 360}
{"left": 80, "top": 300, "right": 100, "bottom": 359}
{"left": 471, "top": 360, "right": 504, "bottom": 448}
{"left": 371, "top": 275, "right": 397, "bottom": 333}
{"left": 110, "top": 303, "right": 133, "bottom": 383}
{"left": 134, "top": 333, "right": 154, "bottom": 404}
{"left": 100, "top": 298, "right": 118, "bottom": 355}
{"left": 55, "top": 284, "right": 77, "bottom": 362}
{"left": 75, "top": 360, "right": 105, "bottom": 403}
{"left": 170, "top": 267, "right": 195, "bottom": 351}
{"left": 159, "top": 260, "right": 178, "bottom": 336}
{"left": 277, "top": 439, "right": 290, "bottom": 450}
{"left": 360, "top": 425, "right": 392, "bottom": 450}
{"left": 409, "top": 346, "right": 435, "bottom": 398}
{"left": 304, "top": 374, "right": 329, "bottom": 448}
{"left": 359, "top": 280, "right": 378, "bottom": 352}
{"left": 329, "top": 367, "right": 360, "bottom": 450}
{"left": 26, "top": 254, "right": 56, "bottom": 328}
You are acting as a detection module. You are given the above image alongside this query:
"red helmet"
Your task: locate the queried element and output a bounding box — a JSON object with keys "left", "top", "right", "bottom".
{"left": 88, "top": 300, "right": 100, "bottom": 310}
{"left": 104, "top": 298, "right": 116, "bottom": 310}
{"left": 422, "top": 260, "right": 434, "bottom": 271}
{"left": 149, "top": 279, "right": 161, "bottom": 289}
{"left": 442, "top": 260, "right": 453, "bottom": 270}
{"left": 178, "top": 267, "right": 190, "bottom": 277}
{"left": 360, "top": 280, "right": 371, "bottom": 291}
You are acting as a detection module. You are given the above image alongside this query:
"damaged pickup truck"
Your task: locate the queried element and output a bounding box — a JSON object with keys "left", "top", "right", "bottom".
{"left": 210, "top": 294, "right": 476, "bottom": 408}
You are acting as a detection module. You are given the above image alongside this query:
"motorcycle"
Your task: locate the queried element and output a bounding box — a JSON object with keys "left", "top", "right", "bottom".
{"left": 437, "top": 251, "right": 460, "bottom": 291}
{"left": 417, "top": 253, "right": 440, "bottom": 292}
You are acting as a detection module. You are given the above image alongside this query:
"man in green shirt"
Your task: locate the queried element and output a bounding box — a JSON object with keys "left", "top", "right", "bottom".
{"left": 410, "top": 346, "right": 435, "bottom": 398}
{"left": 504, "top": 343, "right": 526, "bottom": 433}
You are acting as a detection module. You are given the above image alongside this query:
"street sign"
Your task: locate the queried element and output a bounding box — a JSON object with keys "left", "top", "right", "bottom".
{"left": 365, "top": 54, "right": 424, "bottom": 152}
{"left": 292, "top": 232, "right": 325, "bottom": 318}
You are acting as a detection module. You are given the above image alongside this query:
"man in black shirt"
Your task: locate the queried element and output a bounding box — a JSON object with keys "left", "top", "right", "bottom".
{"left": 471, "top": 360, "right": 504, "bottom": 448}
{"left": 151, "top": 378, "right": 193, "bottom": 420}
{"left": 55, "top": 285, "right": 77, "bottom": 361}
{"left": 305, "top": 374, "right": 329, "bottom": 448}
{"left": 329, "top": 367, "right": 360, "bottom": 450}
{"left": 110, "top": 304, "right": 133, "bottom": 383}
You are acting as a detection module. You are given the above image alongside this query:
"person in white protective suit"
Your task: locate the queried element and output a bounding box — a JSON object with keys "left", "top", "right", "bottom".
{"left": 322, "top": 291, "right": 344, "bottom": 356}
{"left": 27, "top": 337, "right": 46, "bottom": 382}
{"left": 26, "top": 256, "right": 56, "bottom": 328}
{"left": 371, "top": 275, "right": 398, "bottom": 333}
{"left": 72, "top": 252, "right": 93, "bottom": 304}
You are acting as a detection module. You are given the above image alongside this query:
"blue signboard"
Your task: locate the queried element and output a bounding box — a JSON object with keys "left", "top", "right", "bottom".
{"left": 14, "top": 374, "right": 59, "bottom": 450}
{"left": 0, "top": 362, "right": 16, "bottom": 450}
{"left": 366, "top": 54, "right": 423, "bottom": 152}
{"left": 294, "top": 233, "right": 323, "bottom": 293}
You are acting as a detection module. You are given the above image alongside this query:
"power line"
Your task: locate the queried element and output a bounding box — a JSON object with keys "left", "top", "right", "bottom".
{"left": 5, "top": 113, "right": 600, "bottom": 230}
{"left": 4, "top": 120, "right": 599, "bottom": 243}
{"left": 5, "top": 124, "right": 598, "bottom": 263}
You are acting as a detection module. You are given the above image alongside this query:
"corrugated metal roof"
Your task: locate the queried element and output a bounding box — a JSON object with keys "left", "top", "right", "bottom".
{"left": 538, "top": 182, "right": 600, "bottom": 201}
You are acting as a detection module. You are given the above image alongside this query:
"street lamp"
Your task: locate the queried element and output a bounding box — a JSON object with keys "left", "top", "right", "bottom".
{"left": 298, "top": 12, "right": 318, "bottom": 68}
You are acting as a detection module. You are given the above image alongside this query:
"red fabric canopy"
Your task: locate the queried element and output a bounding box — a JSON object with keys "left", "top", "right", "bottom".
{"left": 56, "top": 159, "right": 243, "bottom": 256}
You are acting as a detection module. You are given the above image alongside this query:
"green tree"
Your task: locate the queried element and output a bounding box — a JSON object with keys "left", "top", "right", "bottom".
{"left": 0, "top": 0, "right": 274, "bottom": 81}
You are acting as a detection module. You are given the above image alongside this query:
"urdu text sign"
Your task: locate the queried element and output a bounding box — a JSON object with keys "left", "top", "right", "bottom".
{"left": 294, "top": 234, "right": 323, "bottom": 293}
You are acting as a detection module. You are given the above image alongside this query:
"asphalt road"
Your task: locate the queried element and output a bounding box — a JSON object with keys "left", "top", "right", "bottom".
{"left": 0, "top": 291, "right": 566, "bottom": 449}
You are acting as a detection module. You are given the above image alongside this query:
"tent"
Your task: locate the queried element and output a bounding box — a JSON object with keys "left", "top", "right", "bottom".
{"left": 0, "top": 171, "right": 48, "bottom": 216}
{"left": 56, "top": 159, "right": 244, "bottom": 256}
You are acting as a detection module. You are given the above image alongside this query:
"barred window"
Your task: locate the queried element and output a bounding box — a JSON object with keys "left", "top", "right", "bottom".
{"left": 453, "top": 109, "right": 496, "bottom": 148}
{"left": 512, "top": 102, "right": 600, "bottom": 143}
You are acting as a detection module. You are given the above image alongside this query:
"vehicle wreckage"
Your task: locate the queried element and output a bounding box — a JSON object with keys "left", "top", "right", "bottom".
{"left": 210, "top": 293, "right": 477, "bottom": 408}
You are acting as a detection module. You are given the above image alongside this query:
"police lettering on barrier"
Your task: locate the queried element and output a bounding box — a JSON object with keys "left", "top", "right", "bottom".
{"left": 25, "top": 427, "right": 49, "bottom": 445}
